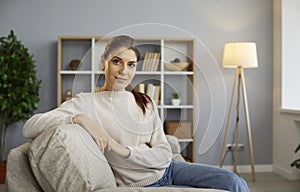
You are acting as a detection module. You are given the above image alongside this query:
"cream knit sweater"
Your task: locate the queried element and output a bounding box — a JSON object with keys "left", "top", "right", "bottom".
{"left": 23, "top": 91, "right": 172, "bottom": 187}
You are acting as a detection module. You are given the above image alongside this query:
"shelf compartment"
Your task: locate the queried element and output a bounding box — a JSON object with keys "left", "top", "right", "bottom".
{"left": 135, "top": 40, "right": 161, "bottom": 72}
{"left": 163, "top": 39, "right": 194, "bottom": 72}
{"left": 61, "top": 74, "right": 91, "bottom": 103}
{"left": 163, "top": 108, "right": 193, "bottom": 122}
{"left": 61, "top": 39, "right": 92, "bottom": 71}
{"left": 163, "top": 76, "right": 194, "bottom": 106}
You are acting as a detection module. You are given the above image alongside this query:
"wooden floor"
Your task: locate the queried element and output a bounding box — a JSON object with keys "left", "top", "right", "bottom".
{"left": 240, "top": 172, "right": 300, "bottom": 192}
{"left": 1, "top": 172, "right": 299, "bottom": 192}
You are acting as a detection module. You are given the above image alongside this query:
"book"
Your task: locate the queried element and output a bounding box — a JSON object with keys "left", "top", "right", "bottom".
{"left": 142, "top": 52, "right": 149, "bottom": 71}
{"left": 145, "top": 83, "right": 153, "bottom": 97}
{"left": 153, "top": 53, "right": 160, "bottom": 71}
{"left": 154, "top": 85, "right": 161, "bottom": 104}
{"left": 138, "top": 83, "right": 145, "bottom": 93}
{"left": 142, "top": 52, "right": 160, "bottom": 71}
{"left": 147, "top": 52, "right": 154, "bottom": 71}
{"left": 144, "top": 83, "right": 160, "bottom": 104}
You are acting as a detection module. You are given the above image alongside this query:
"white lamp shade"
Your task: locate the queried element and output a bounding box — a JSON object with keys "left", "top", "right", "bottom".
{"left": 222, "top": 42, "right": 258, "bottom": 68}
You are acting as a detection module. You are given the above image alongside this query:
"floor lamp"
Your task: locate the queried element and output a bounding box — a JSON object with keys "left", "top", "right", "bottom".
{"left": 219, "top": 42, "right": 258, "bottom": 182}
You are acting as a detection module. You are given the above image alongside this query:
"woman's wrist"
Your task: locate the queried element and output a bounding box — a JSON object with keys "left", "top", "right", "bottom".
{"left": 71, "top": 114, "right": 130, "bottom": 158}
{"left": 109, "top": 138, "right": 131, "bottom": 158}
{"left": 72, "top": 114, "right": 87, "bottom": 125}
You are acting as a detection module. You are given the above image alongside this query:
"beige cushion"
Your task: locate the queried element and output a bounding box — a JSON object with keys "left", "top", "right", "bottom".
{"left": 165, "top": 135, "right": 185, "bottom": 162}
{"left": 166, "top": 135, "right": 181, "bottom": 154}
{"left": 6, "top": 142, "right": 42, "bottom": 192}
{"left": 28, "top": 124, "right": 117, "bottom": 192}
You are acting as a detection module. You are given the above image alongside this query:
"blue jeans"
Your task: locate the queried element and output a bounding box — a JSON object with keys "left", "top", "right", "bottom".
{"left": 146, "top": 161, "right": 250, "bottom": 192}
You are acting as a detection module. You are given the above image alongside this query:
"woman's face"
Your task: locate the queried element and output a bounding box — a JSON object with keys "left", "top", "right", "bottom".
{"left": 103, "top": 47, "right": 138, "bottom": 91}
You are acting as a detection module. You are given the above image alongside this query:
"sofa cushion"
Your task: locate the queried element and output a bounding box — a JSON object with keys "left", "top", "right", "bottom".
{"left": 165, "top": 135, "right": 186, "bottom": 162}
{"left": 99, "top": 187, "right": 228, "bottom": 192}
{"left": 6, "top": 142, "right": 42, "bottom": 192}
{"left": 28, "top": 124, "right": 117, "bottom": 192}
{"left": 165, "top": 135, "right": 181, "bottom": 154}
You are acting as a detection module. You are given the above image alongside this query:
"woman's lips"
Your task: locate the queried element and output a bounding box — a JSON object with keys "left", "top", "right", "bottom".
{"left": 115, "top": 76, "right": 127, "bottom": 81}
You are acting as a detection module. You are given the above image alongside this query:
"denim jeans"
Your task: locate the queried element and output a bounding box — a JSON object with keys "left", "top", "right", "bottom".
{"left": 146, "top": 161, "right": 250, "bottom": 192}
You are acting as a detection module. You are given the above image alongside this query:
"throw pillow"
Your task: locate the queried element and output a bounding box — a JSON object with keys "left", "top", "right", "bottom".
{"left": 28, "top": 124, "right": 117, "bottom": 192}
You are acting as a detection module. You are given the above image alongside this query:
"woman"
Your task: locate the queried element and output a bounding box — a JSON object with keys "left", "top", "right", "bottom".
{"left": 23, "top": 35, "right": 249, "bottom": 191}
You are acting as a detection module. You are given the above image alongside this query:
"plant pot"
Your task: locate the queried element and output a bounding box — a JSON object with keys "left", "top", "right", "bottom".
{"left": 171, "top": 99, "right": 181, "bottom": 106}
{"left": 0, "top": 161, "right": 6, "bottom": 184}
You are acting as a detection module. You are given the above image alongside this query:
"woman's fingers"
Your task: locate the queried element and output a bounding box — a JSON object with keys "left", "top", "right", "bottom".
{"left": 98, "top": 137, "right": 105, "bottom": 153}
{"left": 107, "top": 141, "right": 112, "bottom": 151}
{"left": 96, "top": 136, "right": 110, "bottom": 153}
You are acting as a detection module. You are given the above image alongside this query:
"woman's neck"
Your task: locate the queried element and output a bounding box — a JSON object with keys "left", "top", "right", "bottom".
{"left": 97, "top": 84, "right": 125, "bottom": 92}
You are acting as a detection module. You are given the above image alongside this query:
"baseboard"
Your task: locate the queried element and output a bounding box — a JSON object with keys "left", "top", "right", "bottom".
{"left": 222, "top": 164, "right": 273, "bottom": 173}
{"left": 221, "top": 164, "right": 300, "bottom": 180}
{"left": 273, "top": 164, "right": 300, "bottom": 180}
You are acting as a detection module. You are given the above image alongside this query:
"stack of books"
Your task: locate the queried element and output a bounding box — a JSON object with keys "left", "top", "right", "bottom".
{"left": 137, "top": 83, "right": 160, "bottom": 104}
{"left": 141, "top": 52, "right": 161, "bottom": 71}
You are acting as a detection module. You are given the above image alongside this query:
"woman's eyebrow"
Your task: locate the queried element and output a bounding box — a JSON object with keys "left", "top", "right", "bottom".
{"left": 112, "top": 56, "right": 137, "bottom": 63}
{"left": 112, "top": 56, "right": 122, "bottom": 60}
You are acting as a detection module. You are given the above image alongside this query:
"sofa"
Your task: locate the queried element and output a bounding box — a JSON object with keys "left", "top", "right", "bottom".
{"left": 6, "top": 124, "right": 227, "bottom": 192}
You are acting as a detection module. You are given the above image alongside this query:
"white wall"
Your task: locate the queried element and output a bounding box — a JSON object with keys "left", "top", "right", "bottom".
{"left": 0, "top": 0, "right": 273, "bottom": 167}
{"left": 282, "top": 0, "right": 300, "bottom": 110}
{"left": 273, "top": 0, "right": 300, "bottom": 180}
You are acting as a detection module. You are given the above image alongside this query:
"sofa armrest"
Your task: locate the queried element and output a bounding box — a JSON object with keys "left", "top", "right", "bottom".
{"left": 28, "top": 124, "right": 117, "bottom": 192}
{"left": 165, "top": 135, "right": 186, "bottom": 162}
{"left": 6, "top": 142, "right": 42, "bottom": 192}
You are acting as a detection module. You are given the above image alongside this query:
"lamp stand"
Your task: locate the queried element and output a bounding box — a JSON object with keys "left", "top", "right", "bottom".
{"left": 220, "top": 66, "right": 256, "bottom": 182}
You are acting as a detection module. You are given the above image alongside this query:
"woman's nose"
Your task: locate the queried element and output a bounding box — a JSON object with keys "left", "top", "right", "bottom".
{"left": 119, "top": 65, "right": 128, "bottom": 75}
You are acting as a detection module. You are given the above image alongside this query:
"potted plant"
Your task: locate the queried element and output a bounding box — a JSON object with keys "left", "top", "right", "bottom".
{"left": 0, "top": 30, "right": 41, "bottom": 182}
{"left": 171, "top": 92, "right": 181, "bottom": 106}
{"left": 291, "top": 144, "right": 300, "bottom": 169}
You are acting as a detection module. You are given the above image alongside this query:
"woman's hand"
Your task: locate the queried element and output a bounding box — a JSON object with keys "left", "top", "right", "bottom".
{"left": 72, "top": 114, "right": 130, "bottom": 158}
{"left": 72, "top": 114, "right": 111, "bottom": 153}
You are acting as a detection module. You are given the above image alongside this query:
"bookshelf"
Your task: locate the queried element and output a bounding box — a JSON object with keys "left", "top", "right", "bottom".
{"left": 57, "top": 36, "right": 196, "bottom": 161}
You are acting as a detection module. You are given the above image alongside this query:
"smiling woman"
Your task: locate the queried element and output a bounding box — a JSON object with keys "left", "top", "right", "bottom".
{"left": 95, "top": 35, "right": 152, "bottom": 114}
{"left": 100, "top": 48, "right": 138, "bottom": 92}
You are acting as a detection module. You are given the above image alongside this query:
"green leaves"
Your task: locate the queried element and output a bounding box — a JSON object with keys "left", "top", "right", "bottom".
{"left": 295, "top": 144, "right": 300, "bottom": 153}
{"left": 0, "top": 30, "right": 41, "bottom": 161}
{"left": 291, "top": 159, "right": 300, "bottom": 169}
{"left": 291, "top": 144, "right": 300, "bottom": 169}
{"left": 0, "top": 30, "right": 41, "bottom": 127}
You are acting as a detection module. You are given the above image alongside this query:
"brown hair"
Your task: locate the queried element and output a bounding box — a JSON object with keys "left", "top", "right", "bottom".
{"left": 102, "top": 35, "right": 153, "bottom": 114}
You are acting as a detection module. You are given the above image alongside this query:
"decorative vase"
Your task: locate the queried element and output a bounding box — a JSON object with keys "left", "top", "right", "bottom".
{"left": 68, "top": 59, "right": 81, "bottom": 70}
{"left": 171, "top": 99, "right": 181, "bottom": 106}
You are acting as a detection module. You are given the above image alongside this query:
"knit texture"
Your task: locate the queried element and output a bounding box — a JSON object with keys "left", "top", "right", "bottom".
{"left": 23, "top": 91, "right": 172, "bottom": 187}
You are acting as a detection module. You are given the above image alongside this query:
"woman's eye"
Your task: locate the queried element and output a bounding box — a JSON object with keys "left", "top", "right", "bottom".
{"left": 112, "top": 58, "right": 121, "bottom": 65}
{"left": 128, "top": 62, "right": 136, "bottom": 68}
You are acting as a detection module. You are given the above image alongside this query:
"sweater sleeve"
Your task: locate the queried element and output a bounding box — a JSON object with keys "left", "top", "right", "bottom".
{"left": 126, "top": 104, "right": 172, "bottom": 169}
{"left": 23, "top": 94, "right": 85, "bottom": 139}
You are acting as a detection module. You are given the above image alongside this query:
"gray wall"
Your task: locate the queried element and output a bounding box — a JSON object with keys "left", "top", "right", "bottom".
{"left": 0, "top": 0, "right": 273, "bottom": 165}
